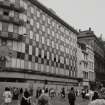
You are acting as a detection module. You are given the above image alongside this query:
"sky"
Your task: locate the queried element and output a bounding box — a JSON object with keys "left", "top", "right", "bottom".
{"left": 38, "top": 0, "right": 105, "bottom": 40}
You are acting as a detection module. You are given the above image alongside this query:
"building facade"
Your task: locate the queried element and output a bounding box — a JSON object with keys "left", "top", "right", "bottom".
{"left": 78, "top": 28, "right": 105, "bottom": 87}
{"left": 0, "top": 0, "right": 79, "bottom": 91}
{"left": 77, "top": 42, "right": 95, "bottom": 89}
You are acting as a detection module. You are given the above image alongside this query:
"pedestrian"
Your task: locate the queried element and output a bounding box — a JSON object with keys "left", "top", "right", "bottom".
{"left": 20, "top": 89, "right": 31, "bottom": 105}
{"left": 92, "top": 91, "right": 99, "bottom": 101}
{"left": 3, "top": 87, "right": 12, "bottom": 105}
{"left": 68, "top": 87, "right": 76, "bottom": 105}
{"left": 88, "top": 99, "right": 105, "bottom": 105}
{"left": 61, "top": 87, "right": 65, "bottom": 98}
{"left": 81, "top": 89, "right": 86, "bottom": 99}
{"left": 18, "top": 88, "right": 23, "bottom": 103}
{"left": 37, "top": 88, "right": 51, "bottom": 105}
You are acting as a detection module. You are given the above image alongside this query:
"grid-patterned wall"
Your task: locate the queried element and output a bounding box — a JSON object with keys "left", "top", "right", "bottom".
{"left": 0, "top": 0, "right": 77, "bottom": 78}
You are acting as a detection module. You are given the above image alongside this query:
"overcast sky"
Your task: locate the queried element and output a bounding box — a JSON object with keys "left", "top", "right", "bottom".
{"left": 38, "top": 0, "right": 105, "bottom": 40}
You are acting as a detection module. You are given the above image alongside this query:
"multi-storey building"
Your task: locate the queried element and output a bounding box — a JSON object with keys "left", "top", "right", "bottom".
{"left": 77, "top": 42, "right": 95, "bottom": 89}
{"left": 78, "top": 28, "right": 105, "bottom": 87}
{"left": 0, "top": 0, "right": 79, "bottom": 91}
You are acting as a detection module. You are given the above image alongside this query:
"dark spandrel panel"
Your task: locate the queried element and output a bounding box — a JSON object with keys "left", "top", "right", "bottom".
{"left": 25, "top": 44, "right": 29, "bottom": 54}
{"left": 25, "top": 54, "right": 29, "bottom": 61}
{"left": 29, "top": 39, "right": 33, "bottom": 45}
{"left": 29, "top": 55, "right": 32, "bottom": 61}
{"left": 38, "top": 58, "right": 41, "bottom": 64}
{"left": 17, "top": 52, "right": 25, "bottom": 60}
{"left": 35, "top": 56, "right": 38, "bottom": 63}
{"left": 17, "top": 51, "right": 21, "bottom": 59}
{"left": 56, "top": 62, "right": 58, "bottom": 67}
{"left": 66, "top": 65, "right": 69, "bottom": 70}
{"left": 41, "top": 58, "right": 44, "bottom": 64}
{"left": 46, "top": 60, "right": 49, "bottom": 65}
{"left": 60, "top": 63, "right": 64, "bottom": 69}
{"left": 32, "top": 46, "right": 35, "bottom": 55}
{"left": 21, "top": 53, "right": 25, "bottom": 60}
{"left": 51, "top": 61, "right": 54, "bottom": 66}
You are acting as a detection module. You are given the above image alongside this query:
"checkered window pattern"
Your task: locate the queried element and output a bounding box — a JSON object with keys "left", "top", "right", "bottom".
{"left": 0, "top": 0, "right": 77, "bottom": 77}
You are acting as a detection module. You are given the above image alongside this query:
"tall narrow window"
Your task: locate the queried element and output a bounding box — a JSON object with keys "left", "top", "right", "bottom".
{"left": 0, "top": 22, "right": 2, "bottom": 31}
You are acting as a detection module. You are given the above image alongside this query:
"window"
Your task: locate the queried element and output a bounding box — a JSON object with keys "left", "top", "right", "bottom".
{"left": 61, "top": 45, "right": 64, "bottom": 52}
{"left": 21, "top": 60, "right": 24, "bottom": 69}
{"left": 21, "top": 43, "right": 25, "bottom": 53}
{"left": 23, "top": 14, "right": 27, "bottom": 22}
{"left": 3, "top": 10, "right": 9, "bottom": 16}
{"left": 41, "top": 50, "right": 44, "bottom": 58}
{"left": 35, "top": 63, "right": 38, "bottom": 71}
{"left": 9, "top": 11, "right": 14, "bottom": 17}
{"left": 29, "top": 45, "right": 32, "bottom": 55}
{"left": 0, "top": 22, "right": 2, "bottom": 31}
{"left": 22, "top": 27, "right": 26, "bottom": 35}
{"left": 8, "top": 24, "right": 13, "bottom": 32}
{"left": 0, "top": 8, "right": 3, "bottom": 15}
{"left": 36, "top": 22, "right": 40, "bottom": 29}
{"left": 41, "top": 64, "right": 44, "bottom": 72}
{"left": 47, "top": 17, "right": 51, "bottom": 24}
{"left": 42, "top": 37, "right": 45, "bottom": 44}
{"left": 47, "top": 39, "right": 50, "bottom": 46}
{"left": 28, "top": 61, "right": 32, "bottom": 69}
{"left": 36, "top": 48, "right": 39, "bottom": 56}
{"left": 13, "top": 25, "right": 18, "bottom": 34}
{"left": 10, "top": 0, "right": 15, "bottom": 4}
{"left": 56, "top": 55, "right": 58, "bottom": 62}
{"left": 47, "top": 28, "right": 50, "bottom": 35}
{"left": 30, "top": 31, "right": 33, "bottom": 39}
{"left": 56, "top": 43, "right": 58, "bottom": 50}
{"left": 66, "top": 58, "right": 69, "bottom": 65}
{"left": 16, "top": 59, "right": 21, "bottom": 68}
{"left": 42, "top": 14, "right": 46, "bottom": 21}
{"left": 12, "top": 58, "right": 16, "bottom": 68}
{"left": 56, "top": 68, "right": 59, "bottom": 74}
{"left": 52, "top": 53, "right": 54, "bottom": 61}
{"left": 46, "top": 66, "right": 49, "bottom": 72}
{"left": 13, "top": 41, "right": 17, "bottom": 51}
{"left": 19, "top": 13, "right": 23, "bottom": 20}
{"left": 36, "top": 34, "right": 39, "bottom": 42}
{"left": 3, "top": 23, "right": 8, "bottom": 32}
{"left": 42, "top": 25, "right": 45, "bottom": 32}
{"left": 30, "top": 7, "right": 34, "bottom": 14}
{"left": 52, "top": 31, "right": 54, "bottom": 37}
{"left": 19, "top": 26, "right": 23, "bottom": 35}
{"left": 56, "top": 24, "right": 59, "bottom": 29}
{"left": 24, "top": 2, "right": 27, "bottom": 10}
{"left": 17, "top": 42, "right": 22, "bottom": 52}
{"left": 30, "top": 19, "right": 34, "bottom": 26}
{"left": 37, "top": 11, "right": 40, "bottom": 18}
{"left": 52, "top": 41, "right": 54, "bottom": 48}
{"left": 39, "top": 31, "right": 42, "bottom": 36}
{"left": 52, "top": 21, "right": 55, "bottom": 27}
{"left": 47, "top": 52, "right": 49, "bottom": 60}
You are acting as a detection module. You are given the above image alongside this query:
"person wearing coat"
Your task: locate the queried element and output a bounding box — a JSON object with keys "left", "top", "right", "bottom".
{"left": 20, "top": 89, "right": 31, "bottom": 105}
{"left": 68, "top": 87, "right": 76, "bottom": 105}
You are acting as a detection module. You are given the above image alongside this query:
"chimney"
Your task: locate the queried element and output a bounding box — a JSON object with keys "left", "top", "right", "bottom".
{"left": 89, "top": 27, "right": 91, "bottom": 31}
{"left": 79, "top": 29, "right": 81, "bottom": 32}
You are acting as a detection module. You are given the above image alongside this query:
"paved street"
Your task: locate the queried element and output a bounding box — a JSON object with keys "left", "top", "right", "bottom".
{"left": 0, "top": 95, "right": 89, "bottom": 105}
{"left": 51, "top": 96, "right": 89, "bottom": 105}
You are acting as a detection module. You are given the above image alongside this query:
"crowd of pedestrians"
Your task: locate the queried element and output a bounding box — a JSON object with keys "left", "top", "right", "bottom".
{"left": 2, "top": 85, "right": 105, "bottom": 105}
{"left": 2, "top": 86, "right": 77, "bottom": 105}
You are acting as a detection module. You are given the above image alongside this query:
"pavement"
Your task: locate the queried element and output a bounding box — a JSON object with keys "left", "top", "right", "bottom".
{"left": 51, "top": 96, "right": 89, "bottom": 105}
{"left": 0, "top": 95, "right": 89, "bottom": 105}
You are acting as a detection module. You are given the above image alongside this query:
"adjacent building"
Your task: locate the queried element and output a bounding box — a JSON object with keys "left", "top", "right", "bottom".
{"left": 78, "top": 28, "right": 105, "bottom": 87}
{"left": 0, "top": 0, "right": 79, "bottom": 91}
{"left": 77, "top": 41, "right": 95, "bottom": 89}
